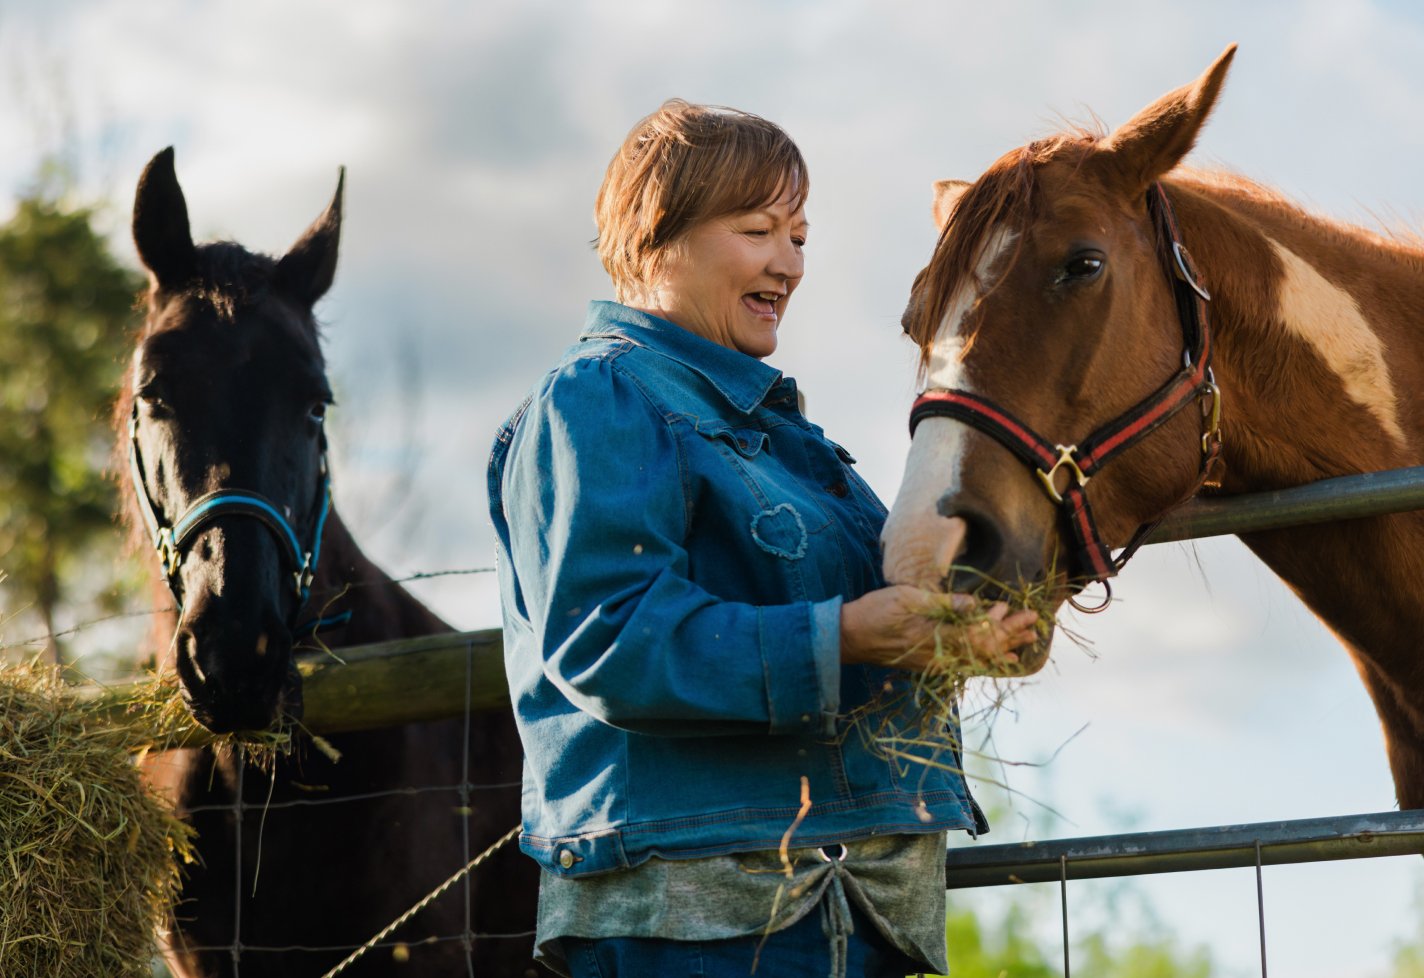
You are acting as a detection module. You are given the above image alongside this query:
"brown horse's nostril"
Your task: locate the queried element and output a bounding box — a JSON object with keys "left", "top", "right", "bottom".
{"left": 939, "top": 504, "right": 1003, "bottom": 586}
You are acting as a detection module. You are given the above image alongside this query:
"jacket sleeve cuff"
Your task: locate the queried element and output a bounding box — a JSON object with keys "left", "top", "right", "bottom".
{"left": 759, "top": 598, "right": 843, "bottom": 736}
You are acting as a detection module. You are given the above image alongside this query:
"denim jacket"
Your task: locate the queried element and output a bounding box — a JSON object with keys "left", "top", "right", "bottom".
{"left": 488, "top": 301, "right": 984, "bottom": 879}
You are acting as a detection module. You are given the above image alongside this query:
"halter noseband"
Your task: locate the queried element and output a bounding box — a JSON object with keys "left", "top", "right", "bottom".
{"left": 127, "top": 406, "right": 333, "bottom": 616}
{"left": 908, "top": 183, "right": 1223, "bottom": 592}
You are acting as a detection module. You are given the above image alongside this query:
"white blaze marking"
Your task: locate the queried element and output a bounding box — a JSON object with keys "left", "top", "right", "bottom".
{"left": 882, "top": 228, "right": 1015, "bottom": 586}
{"left": 1269, "top": 238, "right": 1406, "bottom": 448}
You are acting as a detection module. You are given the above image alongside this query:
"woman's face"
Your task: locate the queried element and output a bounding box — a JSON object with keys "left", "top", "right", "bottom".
{"left": 639, "top": 186, "right": 807, "bottom": 359}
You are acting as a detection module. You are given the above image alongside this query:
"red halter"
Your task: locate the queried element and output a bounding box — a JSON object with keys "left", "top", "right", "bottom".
{"left": 908, "top": 183, "right": 1222, "bottom": 593}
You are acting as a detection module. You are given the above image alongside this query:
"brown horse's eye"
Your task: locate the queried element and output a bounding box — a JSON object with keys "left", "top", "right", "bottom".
{"left": 1062, "top": 253, "right": 1105, "bottom": 281}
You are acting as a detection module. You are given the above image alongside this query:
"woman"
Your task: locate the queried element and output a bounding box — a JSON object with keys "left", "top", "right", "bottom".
{"left": 488, "top": 100, "right": 1038, "bottom": 978}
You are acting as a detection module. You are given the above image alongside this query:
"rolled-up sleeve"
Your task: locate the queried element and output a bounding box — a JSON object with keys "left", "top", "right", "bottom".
{"left": 500, "top": 356, "right": 840, "bottom": 737}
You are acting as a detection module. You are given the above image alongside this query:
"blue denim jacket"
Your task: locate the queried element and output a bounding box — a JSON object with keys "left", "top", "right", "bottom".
{"left": 488, "top": 301, "right": 985, "bottom": 878}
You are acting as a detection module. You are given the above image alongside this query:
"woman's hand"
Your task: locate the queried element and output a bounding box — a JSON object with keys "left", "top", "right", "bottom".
{"left": 839, "top": 585, "right": 1041, "bottom": 676}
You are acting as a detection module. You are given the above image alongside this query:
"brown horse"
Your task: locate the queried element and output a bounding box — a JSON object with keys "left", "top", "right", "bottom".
{"left": 124, "top": 149, "right": 542, "bottom": 976}
{"left": 881, "top": 46, "right": 1424, "bottom": 811}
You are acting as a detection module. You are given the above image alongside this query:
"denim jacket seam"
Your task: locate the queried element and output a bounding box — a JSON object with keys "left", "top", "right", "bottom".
{"left": 593, "top": 351, "right": 695, "bottom": 541}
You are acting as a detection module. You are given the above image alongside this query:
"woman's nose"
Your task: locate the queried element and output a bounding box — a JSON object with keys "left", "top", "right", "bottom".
{"left": 768, "top": 234, "right": 804, "bottom": 279}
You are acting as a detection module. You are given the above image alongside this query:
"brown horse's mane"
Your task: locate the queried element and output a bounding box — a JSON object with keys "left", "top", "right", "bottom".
{"left": 1171, "top": 168, "right": 1424, "bottom": 263}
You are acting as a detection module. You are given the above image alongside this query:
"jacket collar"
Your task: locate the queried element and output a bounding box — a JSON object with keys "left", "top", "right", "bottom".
{"left": 581, "top": 301, "right": 783, "bottom": 415}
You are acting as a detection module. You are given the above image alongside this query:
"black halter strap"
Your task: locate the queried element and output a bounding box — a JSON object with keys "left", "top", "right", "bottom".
{"left": 908, "top": 183, "right": 1223, "bottom": 589}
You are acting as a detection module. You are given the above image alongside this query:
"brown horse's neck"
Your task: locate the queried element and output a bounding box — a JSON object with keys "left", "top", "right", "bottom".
{"left": 1172, "top": 174, "right": 1424, "bottom": 807}
{"left": 1171, "top": 174, "right": 1424, "bottom": 490}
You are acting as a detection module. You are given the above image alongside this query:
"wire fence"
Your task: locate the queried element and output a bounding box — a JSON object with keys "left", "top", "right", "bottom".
{"left": 147, "top": 633, "right": 536, "bottom": 978}
{"left": 38, "top": 467, "right": 1424, "bottom": 973}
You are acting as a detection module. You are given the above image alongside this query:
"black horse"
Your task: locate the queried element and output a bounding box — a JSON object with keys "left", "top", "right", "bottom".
{"left": 125, "top": 148, "right": 542, "bottom": 977}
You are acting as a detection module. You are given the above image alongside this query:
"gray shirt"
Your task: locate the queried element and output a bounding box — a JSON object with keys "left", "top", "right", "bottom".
{"left": 535, "top": 832, "right": 948, "bottom": 976}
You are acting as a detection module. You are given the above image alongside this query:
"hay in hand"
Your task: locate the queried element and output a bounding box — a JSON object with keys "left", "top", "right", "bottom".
{"left": 845, "top": 568, "right": 1062, "bottom": 778}
{"left": 0, "top": 659, "right": 196, "bottom": 978}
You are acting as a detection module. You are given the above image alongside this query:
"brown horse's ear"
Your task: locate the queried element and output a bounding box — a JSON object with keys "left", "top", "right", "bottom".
{"left": 932, "top": 179, "right": 971, "bottom": 231}
{"left": 1099, "top": 44, "right": 1237, "bottom": 191}
{"left": 275, "top": 167, "right": 344, "bottom": 306}
{"left": 133, "top": 147, "right": 197, "bottom": 291}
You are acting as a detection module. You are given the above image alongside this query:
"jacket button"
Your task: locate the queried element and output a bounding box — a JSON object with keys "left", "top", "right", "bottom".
{"left": 827, "top": 482, "right": 849, "bottom": 498}
{"left": 558, "top": 850, "right": 575, "bottom": 869}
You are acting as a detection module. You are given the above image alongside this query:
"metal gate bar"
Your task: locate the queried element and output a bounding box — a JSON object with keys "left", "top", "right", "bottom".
{"left": 944, "top": 808, "right": 1424, "bottom": 888}
{"left": 1147, "top": 465, "right": 1424, "bottom": 543}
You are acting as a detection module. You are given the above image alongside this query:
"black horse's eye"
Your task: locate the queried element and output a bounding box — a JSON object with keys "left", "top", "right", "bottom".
{"left": 307, "top": 401, "right": 328, "bottom": 424}
{"left": 1061, "top": 253, "right": 1105, "bottom": 282}
{"left": 137, "top": 391, "right": 173, "bottom": 420}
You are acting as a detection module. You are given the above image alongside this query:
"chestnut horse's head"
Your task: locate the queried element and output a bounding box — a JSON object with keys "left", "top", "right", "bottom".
{"left": 126, "top": 148, "right": 341, "bottom": 732}
{"left": 882, "top": 48, "right": 1237, "bottom": 670}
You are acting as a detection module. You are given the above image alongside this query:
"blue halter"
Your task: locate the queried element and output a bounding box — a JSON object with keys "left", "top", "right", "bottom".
{"left": 127, "top": 406, "right": 333, "bottom": 616}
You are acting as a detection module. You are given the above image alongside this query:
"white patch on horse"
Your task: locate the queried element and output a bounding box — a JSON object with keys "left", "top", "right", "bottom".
{"left": 883, "top": 228, "right": 1015, "bottom": 586}
{"left": 925, "top": 228, "right": 1017, "bottom": 390}
{"left": 1269, "top": 238, "right": 1406, "bottom": 447}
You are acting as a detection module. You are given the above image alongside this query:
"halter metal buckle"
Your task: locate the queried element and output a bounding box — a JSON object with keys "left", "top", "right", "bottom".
{"left": 294, "top": 555, "right": 315, "bottom": 599}
{"left": 1172, "top": 241, "right": 1212, "bottom": 302}
{"left": 1200, "top": 377, "right": 1222, "bottom": 454}
{"left": 1036, "top": 445, "right": 1089, "bottom": 505}
{"left": 157, "top": 527, "right": 181, "bottom": 578}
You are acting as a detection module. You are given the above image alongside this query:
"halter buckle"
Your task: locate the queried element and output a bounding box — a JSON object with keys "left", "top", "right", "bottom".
{"left": 1172, "top": 241, "right": 1211, "bottom": 302}
{"left": 1200, "top": 376, "right": 1222, "bottom": 455}
{"left": 1036, "top": 445, "right": 1089, "bottom": 505}
{"left": 157, "top": 527, "right": 181, "bottom": 578}
{"left": 294, "top": 555, "right": 315, "bottom": 599}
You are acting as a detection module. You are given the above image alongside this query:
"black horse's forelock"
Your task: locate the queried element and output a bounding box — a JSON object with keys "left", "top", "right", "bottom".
{"left": 181, "top": 241, "right": 276, "bottom": 322}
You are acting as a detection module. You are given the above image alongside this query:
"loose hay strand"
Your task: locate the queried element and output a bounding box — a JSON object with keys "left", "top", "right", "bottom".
{"left": 844, "top": 565, "right": 1067, "bottom": 779}
{"left": 0, "top": 658, "right": 196, "bottom": 978}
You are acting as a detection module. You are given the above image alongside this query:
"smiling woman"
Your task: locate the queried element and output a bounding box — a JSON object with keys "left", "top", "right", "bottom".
{"left": 487, "top": 99, "right": 1039, "bottom": 978}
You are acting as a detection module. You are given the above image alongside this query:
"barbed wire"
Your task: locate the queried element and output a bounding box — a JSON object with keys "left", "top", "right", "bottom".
{"left": 318, "top": 824, "right": 522, "bottom": 978}
{"left": 1, "top": 566, "right": 498, "bottom": 653}
{"left": 179, "top": 780, "right": 522, "bottom": 816}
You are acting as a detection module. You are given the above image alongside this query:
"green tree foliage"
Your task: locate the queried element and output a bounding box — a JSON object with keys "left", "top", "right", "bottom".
{"left": 929, "top": 902, "right": 1215, "bottom": 978}
{"left": 0, "top": 187, "right": 142, "bottom": 665}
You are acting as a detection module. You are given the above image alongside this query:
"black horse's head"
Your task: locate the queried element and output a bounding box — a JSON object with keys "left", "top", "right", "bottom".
{"left": 128, "top": 148, "right": 341, "bottom": 733}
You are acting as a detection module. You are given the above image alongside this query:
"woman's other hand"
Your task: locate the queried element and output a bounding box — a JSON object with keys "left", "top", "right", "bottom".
{"left": 839, "top": 585, "right": 1040, "bottom": 675}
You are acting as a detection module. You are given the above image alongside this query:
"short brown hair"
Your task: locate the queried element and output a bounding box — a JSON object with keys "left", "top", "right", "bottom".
{"left": 595, "top": 99, "right": 809, "bottom": 299}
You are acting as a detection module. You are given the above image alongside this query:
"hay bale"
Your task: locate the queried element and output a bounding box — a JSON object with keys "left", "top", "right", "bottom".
{"left": 0, "top": 659, "right": 194, "bottom": 978}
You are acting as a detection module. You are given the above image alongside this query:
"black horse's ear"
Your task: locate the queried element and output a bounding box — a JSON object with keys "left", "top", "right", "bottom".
{"left": 133, "top": 147, "right": 197, "bottom": 290}
{"left": 275, "top": 168, "right": 344, "bottom": 306}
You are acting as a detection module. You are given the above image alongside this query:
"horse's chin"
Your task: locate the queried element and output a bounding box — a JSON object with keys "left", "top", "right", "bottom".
{"left": 1012, "top": 629, "right": 1053, "bottom": 676}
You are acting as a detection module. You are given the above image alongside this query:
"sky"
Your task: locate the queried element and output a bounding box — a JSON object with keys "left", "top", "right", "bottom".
{"left": 3, "top": 1, "right": 1423, "bottom": 974}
